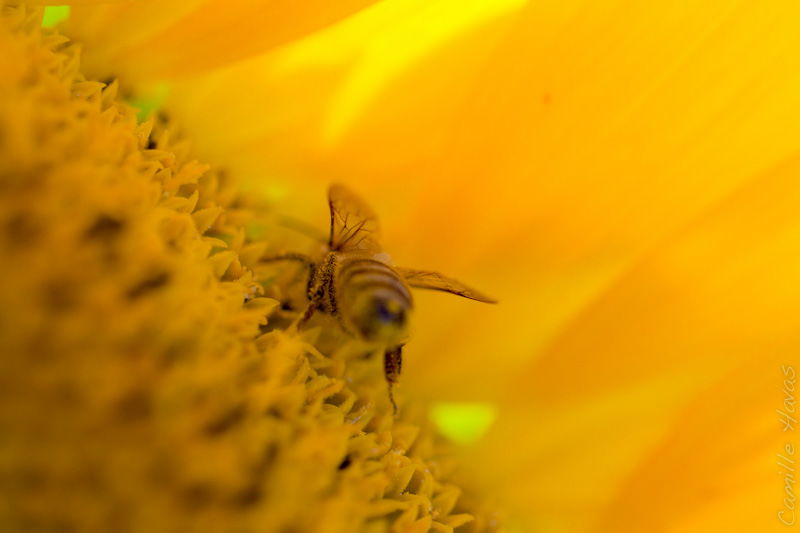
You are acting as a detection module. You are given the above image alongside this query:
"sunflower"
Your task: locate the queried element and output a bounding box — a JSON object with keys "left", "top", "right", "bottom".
{"left": 3, "top": 1, "right": 799, "bottom": 532}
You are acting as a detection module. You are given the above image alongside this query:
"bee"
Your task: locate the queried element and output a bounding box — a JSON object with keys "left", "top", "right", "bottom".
{"left": 263, "top": 184, "right": 496, "bottom": 414}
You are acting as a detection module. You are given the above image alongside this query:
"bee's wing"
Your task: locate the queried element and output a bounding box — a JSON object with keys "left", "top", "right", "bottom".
{"left": 395, "top": 267, "right": 497, "bottom": 304}
{"left": 328, "top": 183, "right": 381, "bottom": 253}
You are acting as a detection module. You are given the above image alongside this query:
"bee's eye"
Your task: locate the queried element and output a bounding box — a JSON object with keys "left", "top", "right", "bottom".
{"left": 375, "top": 299, "right": 405, "bottom": 325}
{"left": 376, "top": 300, "right": 393, "bottom": 321}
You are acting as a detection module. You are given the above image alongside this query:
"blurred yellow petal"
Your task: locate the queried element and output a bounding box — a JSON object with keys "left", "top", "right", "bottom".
{"left": 317, "top": 0, "right": 525, "bottom": 144}
{"left": 64, "top": 0, "right": 381, "bottom": 79}
{"left": 596, "top": 360, "right": 780, "bottom": 532}
{"left": 164, "top": 0, "right": 522, "bottom": 186}
{"left": 474, "top": 156, "right": 800, "bottom": 530}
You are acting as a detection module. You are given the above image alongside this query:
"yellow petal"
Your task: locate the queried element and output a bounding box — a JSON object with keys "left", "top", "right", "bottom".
{"left": 473, "top": 156, "right": 800, "bottom": 530}
{"left": 595, "top": 360, "right": 786, "bottom": 532}
{"left": 65, "top": 0, "right": 381, "bottom": 79}
{"left": 162, "top": 0, "right": 524, "bottom": 210}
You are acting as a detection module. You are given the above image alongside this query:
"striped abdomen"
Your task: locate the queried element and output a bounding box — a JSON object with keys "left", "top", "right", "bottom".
{"left": 334, "top": 254, "right": 413, "bottom": 345}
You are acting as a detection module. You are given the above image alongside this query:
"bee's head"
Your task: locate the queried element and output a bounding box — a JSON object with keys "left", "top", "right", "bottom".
{"left": 346, "top": 288, "right": 411, "bottom": 345}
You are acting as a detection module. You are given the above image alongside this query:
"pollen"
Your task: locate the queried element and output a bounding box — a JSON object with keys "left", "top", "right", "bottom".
{"left": 0, "top": 4, "right": 499, "bottom": 532}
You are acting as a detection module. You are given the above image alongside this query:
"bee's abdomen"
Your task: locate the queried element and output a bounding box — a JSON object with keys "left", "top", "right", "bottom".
{"left": 336, "top": 257, "right": 412, "bottom": 307}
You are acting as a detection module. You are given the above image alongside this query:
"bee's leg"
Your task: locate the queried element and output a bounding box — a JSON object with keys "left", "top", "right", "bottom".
{"left": 384, "top": 345, "right": 403, "bottom": 416}
{"left": 260, "top": 252, "right": 315, "bottom": 266}
{"left": 297, "top": 300, "right": 319, "bottom": 325}
{"left": 289, "top": 296, "right": 322, "bottom": 333}
{"left": 262, "top": 251, "right": 315, "bottom": 276}
{"left": 289, "top": 275, "right": 326, "bottom": 332}
{"left": 261, "top": 253, "right": 316, "bottom": 290}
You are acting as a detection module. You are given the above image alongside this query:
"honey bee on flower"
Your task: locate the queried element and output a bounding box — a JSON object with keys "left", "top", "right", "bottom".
{"left": 263, "top": 184, "right": 496, "bottom": 413}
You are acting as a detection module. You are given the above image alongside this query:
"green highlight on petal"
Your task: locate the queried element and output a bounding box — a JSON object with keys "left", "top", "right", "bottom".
{"left": 42, "top": 6, "right": 70, "bottom": 28}
{"left": 258, "top": 181, "right": 290, "bottom": 203}
{"left": 431, "top": 402, "right": 496, "bottom": 445}
{"left": 130, "top": 83, "right": 170, "bottom": 121}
